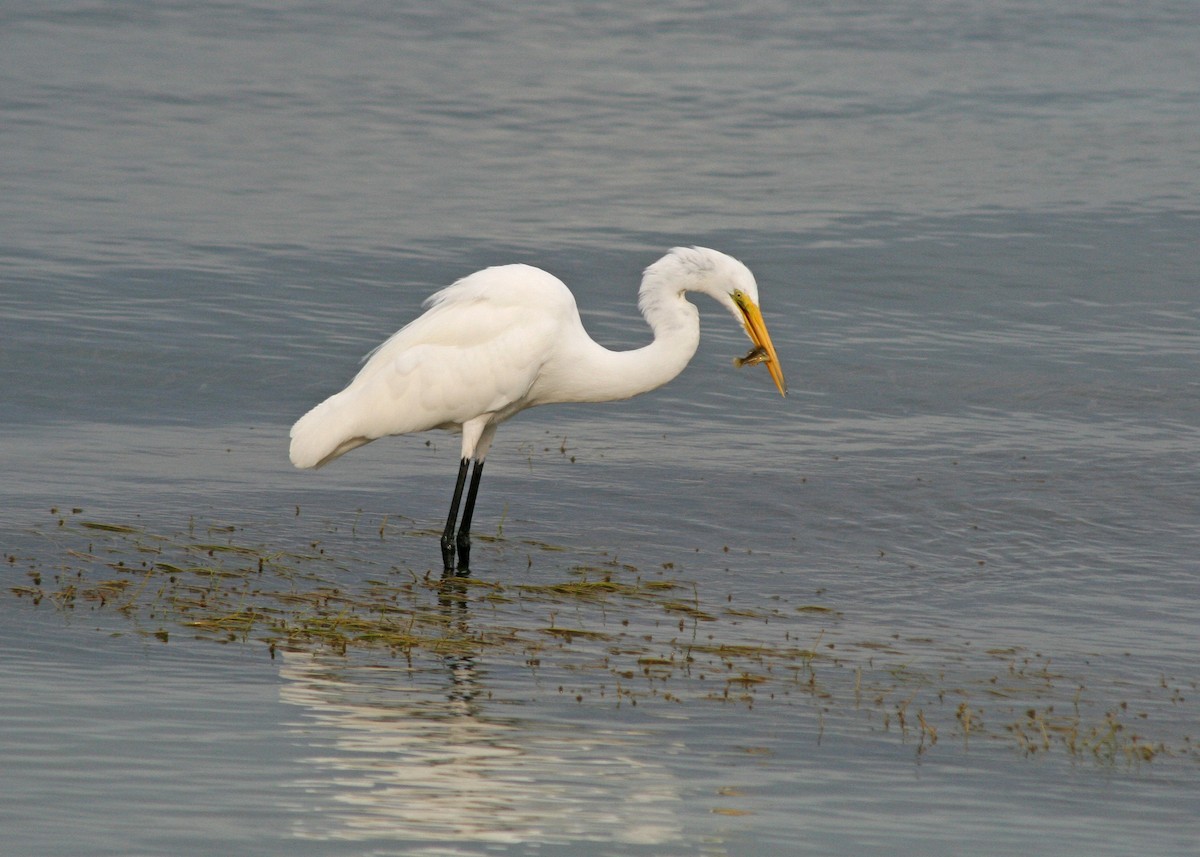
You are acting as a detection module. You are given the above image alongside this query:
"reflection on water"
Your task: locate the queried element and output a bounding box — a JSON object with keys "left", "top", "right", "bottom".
{"left": 278, "top": 646, "right": 685, "bottom": 849}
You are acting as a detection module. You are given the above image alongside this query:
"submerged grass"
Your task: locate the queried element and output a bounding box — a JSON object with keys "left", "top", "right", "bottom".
{"left": 8, "top": 507, "right": 1197, "bottom": 766}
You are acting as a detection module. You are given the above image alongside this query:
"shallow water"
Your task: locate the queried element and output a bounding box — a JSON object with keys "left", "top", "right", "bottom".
{"left": 3, "top": 2, "right": 1199, "bottom": 855}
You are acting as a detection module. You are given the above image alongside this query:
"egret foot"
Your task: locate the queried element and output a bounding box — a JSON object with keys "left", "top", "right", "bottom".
{"left": 440, "top": 534, "right": 457, "bottom": 573}
{"left": 455, "top": 534, "right": 469, "bottom": 571}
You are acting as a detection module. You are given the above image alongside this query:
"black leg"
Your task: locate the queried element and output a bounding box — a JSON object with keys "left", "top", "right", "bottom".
{"left": 441, "top": 458, "right": 470, "bottom": 572}
{"left": 455, "top": 460, "right": 485, "bottom": 571}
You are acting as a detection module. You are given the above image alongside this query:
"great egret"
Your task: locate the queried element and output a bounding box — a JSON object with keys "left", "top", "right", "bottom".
{"left": 290, "top": 246, "right": 786, "bottom": 572}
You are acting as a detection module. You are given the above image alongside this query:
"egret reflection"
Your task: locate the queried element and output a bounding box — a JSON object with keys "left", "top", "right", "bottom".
{"left": 277, "top": 647, "right": 686, "bottom": 848}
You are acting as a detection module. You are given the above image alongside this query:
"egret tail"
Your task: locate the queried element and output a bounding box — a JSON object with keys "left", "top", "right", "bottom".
{"left": 289, "top": 392, "right": 373, "bottom": 469}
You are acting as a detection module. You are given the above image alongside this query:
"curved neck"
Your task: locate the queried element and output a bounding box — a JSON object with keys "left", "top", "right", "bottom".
{"left": 533, "top": 286, "right": 701, "bottom": 405}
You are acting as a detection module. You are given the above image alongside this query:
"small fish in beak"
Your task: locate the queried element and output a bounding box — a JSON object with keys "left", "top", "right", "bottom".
{"left": 734, "top": 345, "right": 771, "bottom": 368}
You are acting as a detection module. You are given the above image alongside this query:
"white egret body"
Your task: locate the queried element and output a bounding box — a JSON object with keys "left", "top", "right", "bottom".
{"left": 290, "top": 246, "right": 786, "bottom": 571}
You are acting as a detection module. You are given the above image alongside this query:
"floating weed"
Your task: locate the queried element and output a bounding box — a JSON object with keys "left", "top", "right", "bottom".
{"left": 541, "top": 627, "right": 615, "bottom": 642}
{"left": 188, "top": 542, "right": 273, "bottom": 558}
{"left": 521, "top": 580, "right": 637, "bottom": 600}
{"left": 184, "top": 609, "right": 269, "bottom": 635}
{"left": 9, "top": 509, "right": 1197, "bottom": 765}
{"left": 727, "top": 672, "right": 770, "bottom": 687}
{"left": 518, "top": 575, "right": 681, "bottom": 606}
{"left": 722, "top": 607, "right": 766, "bottom": 619}
{"left": 79, "top": 521, "right": 142, "bottom": 534}
{"left": 660, "top": 601, "right": 718, "bottom": 621}
{"left": 520, "top": 538, "right": 571, "bottom": 553}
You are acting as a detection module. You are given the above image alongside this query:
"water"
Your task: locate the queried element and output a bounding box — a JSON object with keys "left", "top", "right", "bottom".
{"left": 2, "top": 2, "right": 1199, "bottom": 855}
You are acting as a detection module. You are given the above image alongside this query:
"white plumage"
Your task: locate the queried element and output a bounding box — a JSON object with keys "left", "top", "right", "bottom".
{"left": 289, "top": 264, "right": 568, "bottom": 469}
{"left": 290, "top": 246, "right": 785, "bottom": 571}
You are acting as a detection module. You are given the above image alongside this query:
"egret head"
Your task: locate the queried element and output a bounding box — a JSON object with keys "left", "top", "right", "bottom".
{"left": 643, "top": 247, "right": 787, "bottom": 396}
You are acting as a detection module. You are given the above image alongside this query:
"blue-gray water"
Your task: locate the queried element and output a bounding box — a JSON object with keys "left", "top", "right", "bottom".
{"left": 2, "top": 2, "right": 1198, "bottom": 855}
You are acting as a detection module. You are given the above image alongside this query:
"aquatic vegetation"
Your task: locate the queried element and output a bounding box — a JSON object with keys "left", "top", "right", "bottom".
{"left": 7, "top": 507, "right": 1196, "bottom": 766}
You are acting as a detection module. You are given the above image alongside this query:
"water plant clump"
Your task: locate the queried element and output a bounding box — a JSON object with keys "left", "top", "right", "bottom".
{"left": 8, "top": 508, "right": 1196, "bottom": 765}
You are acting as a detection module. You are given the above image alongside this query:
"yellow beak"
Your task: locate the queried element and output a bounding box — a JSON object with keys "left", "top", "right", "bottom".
{"left": 733, "top": 291, "right": 787, "bottom": 396}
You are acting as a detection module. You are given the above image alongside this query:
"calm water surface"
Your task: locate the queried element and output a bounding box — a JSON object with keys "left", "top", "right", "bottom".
{"left": 2, "top": 2, "right": 1198, "bottom": 855}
